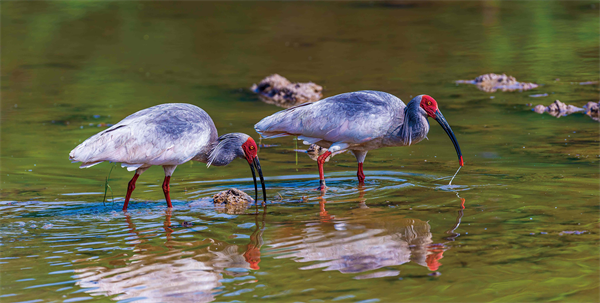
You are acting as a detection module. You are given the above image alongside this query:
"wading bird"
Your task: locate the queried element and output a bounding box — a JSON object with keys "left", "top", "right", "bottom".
{"left": 255, "top": 91, "right": 463, "bottom": 189}
{"left": 70, "top": 103, "right": 266, "bottom": 211}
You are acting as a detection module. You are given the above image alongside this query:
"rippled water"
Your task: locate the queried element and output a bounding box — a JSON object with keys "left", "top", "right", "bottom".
{"left": 2, "top": 1, "right": 599, "bottom": 302}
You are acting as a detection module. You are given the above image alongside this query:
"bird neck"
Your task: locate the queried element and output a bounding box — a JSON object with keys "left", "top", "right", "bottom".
{"left": 205, "top": 133, "right": 247, "bottom": 167}
{"left": 207, "top": 148, "right": 237, "bottom": 166}
{"left": 391, "top": 100, "right": 430, "bottom": 146}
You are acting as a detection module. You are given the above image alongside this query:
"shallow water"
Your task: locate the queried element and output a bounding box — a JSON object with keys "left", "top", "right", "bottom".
{"left": 1, "top": 1, "right": 599, "bottom": 302}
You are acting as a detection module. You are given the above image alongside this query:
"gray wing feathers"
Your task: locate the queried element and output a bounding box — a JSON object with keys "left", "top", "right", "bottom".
{"left": 69, "top": 104, "right": 216, "bottom": 168}
{"left": 255, "top": 91, "right": 405, "bottom": 144}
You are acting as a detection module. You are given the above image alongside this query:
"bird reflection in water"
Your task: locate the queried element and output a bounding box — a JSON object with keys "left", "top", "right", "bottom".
{"left": 74, "top": 208, "right": 267, "bottom": 302}
{"left": 271, "top": 189, "right": 465, "bottom": 277}
{"left": 425, "top": 196, "right": 465, "bottom": 271}
{"left": 243, "top": 208, "right": 266, "bottom": 269}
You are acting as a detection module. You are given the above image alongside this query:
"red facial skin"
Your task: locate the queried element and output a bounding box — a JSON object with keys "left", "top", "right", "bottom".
{"left": 420, "top": 95, "right": 439, "bottom": 119}
{"left": 241, "top": 137, "right": 258, "bottom": 163}
{"left": 420, "top": 95, "right": 464, "bottom": 167}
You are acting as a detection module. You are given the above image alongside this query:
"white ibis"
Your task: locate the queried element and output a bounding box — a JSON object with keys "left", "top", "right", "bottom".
{"left": 69, "top": 103, "right": 266, "bottom": 211}
{"left": 255, "top": 91, "right": 463, "bottom": 189}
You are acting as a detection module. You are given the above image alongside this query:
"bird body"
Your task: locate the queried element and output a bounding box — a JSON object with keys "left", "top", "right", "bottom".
{"left": 70, "top": 103, "right": 266, "bottom": 211}
{"left": 71, "top": 104, "right": 217, "bottom": 170}
{"left": 256, "top": 91, "right": 431, "bottom": 151}
{"left": 255, "top": 91, "right": 462, "bottom": 188}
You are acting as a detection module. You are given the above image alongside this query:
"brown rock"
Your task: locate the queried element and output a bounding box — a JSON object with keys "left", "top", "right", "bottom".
{"left": 213, "top": 188, "right": 254, "bottom": 214}
{"left": 251, "top": 74, "right": 323, "bottom": 108}
{"left": 532, "top": 100, "right": 587, "bottom": 119}
{"left": 533, "top": 104, "right": 546, "bottom": 114}
{"left": 547, "top": 100, "right": 568, "bottom": 112}
{"left": 585, "top": 101, "right": 599, "bottom": 115}
{"left": 456, "top": 73, "right": 538, "bottom": 92}
{"left": 584, "top": 101, "right": 599, "bottom": 121}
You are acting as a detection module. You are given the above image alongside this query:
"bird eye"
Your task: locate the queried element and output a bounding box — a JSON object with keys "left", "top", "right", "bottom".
{"left": 250, "top": 146, "right": 254, "bottom": 150}
{"left": 428, "top": 101, "right": 432, "bottom": 106}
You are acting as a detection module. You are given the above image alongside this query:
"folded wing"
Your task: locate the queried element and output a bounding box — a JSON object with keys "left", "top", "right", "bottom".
{"left": 255, "top": 91, "right": 406, "bottom": 145}
{"left": 69, "top": 104, "right": 217, "bottom": 169}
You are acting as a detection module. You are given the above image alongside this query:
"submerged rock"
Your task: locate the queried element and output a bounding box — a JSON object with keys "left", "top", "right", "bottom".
{"left": 533, "top": 104, "right": 546, "bottom": 114}
{"left": 584, "top": 102, "right": 599, "bottom": 121}
{"left": 530, "top": 100, "right": 600, "bottom": 121}
{"left": 213, "top": 188, "right": 254, "bottom": 204}
{"left": 251, "top": 74, "right": 323, "bottom": 108}
{"left": 547, "top": 100, "right": 583, "bottom": 115}
{"left": 213, "top": 188, "right": 254, "bottom": 214}
{"left": 559, "top": 230, "right": 587, "bottom": 236}
{"left": 456, "top": 73, "right": 538, "bottom": 92}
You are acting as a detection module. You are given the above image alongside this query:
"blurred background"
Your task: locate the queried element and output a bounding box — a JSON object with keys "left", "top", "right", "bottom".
{"left": 1, "top": 1, "right": 598, "bottom": 302}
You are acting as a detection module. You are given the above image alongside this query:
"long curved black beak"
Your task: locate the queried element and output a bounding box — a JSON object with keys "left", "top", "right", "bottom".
{"left": 435, "top": 110, "right": 464, "bottom": 166}
{"left": 249, "top": 156, "right": 267, "bottom": 203}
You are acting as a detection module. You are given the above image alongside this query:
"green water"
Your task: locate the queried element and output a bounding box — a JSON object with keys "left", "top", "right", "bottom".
{"left": 1, "top": 1, "right": 599, "bottom": 302}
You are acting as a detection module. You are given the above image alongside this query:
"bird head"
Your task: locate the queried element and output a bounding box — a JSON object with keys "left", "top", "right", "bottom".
{"left": 419, "top": 95, "right": 439, "bottom": 119}
{"left": 208, "top": 133, "right": 267, "bottom": 202}
{"left": 416, "top": 95, "right": 464, "bottom": 167}
{"left": 241, "top": 137, "right": 259, "bottom": 164}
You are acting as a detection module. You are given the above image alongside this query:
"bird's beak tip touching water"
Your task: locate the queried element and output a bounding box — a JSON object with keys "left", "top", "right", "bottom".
{"left": 248, "top": 156, "right": 267, "bottom": 203}
{"left": 434, "top": 109, "right": 463, "bottom": 167}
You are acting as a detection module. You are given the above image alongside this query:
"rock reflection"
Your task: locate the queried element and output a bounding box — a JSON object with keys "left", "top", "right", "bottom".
{"left": 74, "top": 209, "right": 266, "bottom": 302}
{"left": 271, "top": 192, "right": 465, "bottom": 276}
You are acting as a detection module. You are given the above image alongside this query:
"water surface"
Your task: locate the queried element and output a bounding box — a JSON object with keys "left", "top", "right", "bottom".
{"left": 1, "top": 1, "right": 599, "bottom": 302}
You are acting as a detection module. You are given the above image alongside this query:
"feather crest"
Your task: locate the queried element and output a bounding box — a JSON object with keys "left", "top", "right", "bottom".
{"left": 206, "top": 133, "right": 247, "bottom": 168}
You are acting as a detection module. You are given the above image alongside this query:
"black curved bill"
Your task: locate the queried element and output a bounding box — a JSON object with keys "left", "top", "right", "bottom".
{"left": 435, "top": 110, "right": 464, "bottom": 166}
{"left": 249, "top": 156, "right": 267, "bottom": 203}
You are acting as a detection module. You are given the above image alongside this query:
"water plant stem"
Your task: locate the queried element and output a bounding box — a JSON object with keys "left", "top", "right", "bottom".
{"left": 102, "top": 164, "right": 116, "bottom": 205}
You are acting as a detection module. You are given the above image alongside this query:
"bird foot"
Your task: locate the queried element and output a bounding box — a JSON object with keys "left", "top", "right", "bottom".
{"left": 316, "top": 180, "right": 328, "bottom": 192}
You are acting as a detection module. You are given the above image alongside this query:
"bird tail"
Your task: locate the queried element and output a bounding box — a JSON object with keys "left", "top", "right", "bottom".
{"left": 78, "top": 161, "right": 103, "bottom": 168}
{"left": 254, "top": 103, "right": 312, "bottom": 138}
{"left": 69, "top": 144, "right": 105, "bottom": 168}
{"left": 69, "top": 124, "right": 132, "bottom": 168}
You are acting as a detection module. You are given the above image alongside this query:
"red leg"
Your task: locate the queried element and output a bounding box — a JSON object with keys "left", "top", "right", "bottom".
{"left": 357, "top": 162, "right": 365, "bottom": 184}
{"left": 123, "top": 174, "right": 140, "bottom": 212}
{"left": 317, "top": 151, "right": 332, "bottom": 190}
{"left": 162, "top": 176, "right": 173, "bottom": 208}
